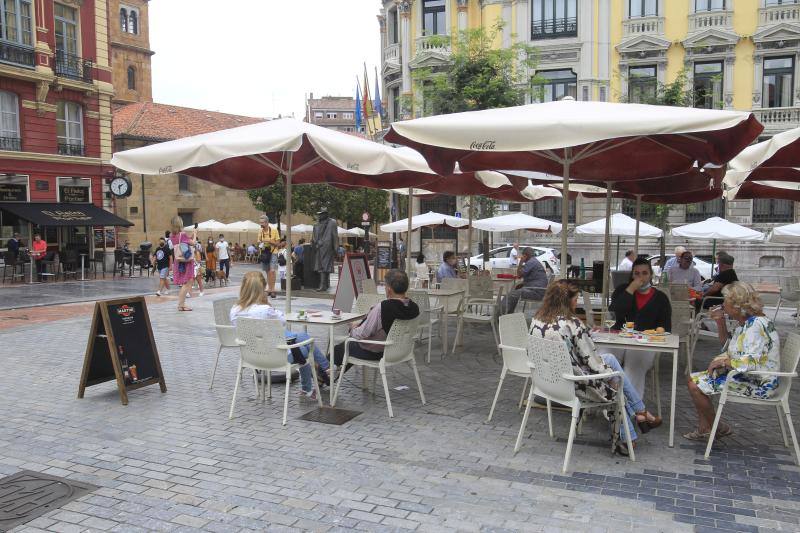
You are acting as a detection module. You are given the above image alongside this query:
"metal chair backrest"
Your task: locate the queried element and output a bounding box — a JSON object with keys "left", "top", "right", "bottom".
{"left": 213, "top": 297, "right": 239, "bottom": 347}
{"left": 671, "top": 304, "right": 693, "bottom": 337}
{"left": 236, "top": 318, "right": 290, "bottom": 370}
{"left": 407, "top": 289, "right": 432, "bottom": 321}
{"left": 527, "top": 335, "right": 577, "bottom": 406}
{"left": 777, "top": 332, "right": 800, "bottom": 400}
{"left": 581, "top": 291, "right": 596, "bottom": 328}
{"left": 668, "top": 284, "right": 689, "bottom": 303}
{"left": 93, "top": 250, "right": 104, "bottom": 262}
{"left": 3, "top": 251, "right": 15, "bottom": 266}
{"left": 352, "top": 293, "right": 383, "bottom": 314}
{"left": 442, "top": 277, "right": 466, "bottom": 291}
{"left": 499, "top": 313, "right": 530, "bottom": 374}
{"left": 382, "top": 317, "right": 420, "bottom": 364}
{"left": 780, "top": 277, "right": 800, "bottom": 302}
{"left": 468, "top": 275, "right": 493, "bottom": 299}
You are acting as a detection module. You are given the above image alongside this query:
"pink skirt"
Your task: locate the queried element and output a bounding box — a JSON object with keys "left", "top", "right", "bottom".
{"left": 173, "top": 259, "right": 194, "bottom": 286}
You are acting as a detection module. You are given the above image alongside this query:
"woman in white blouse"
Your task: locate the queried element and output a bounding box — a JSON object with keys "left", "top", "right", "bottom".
{"left": 230, "top": 271, "right": 330, "bottom": 398}
{"left": 415, "top": 253, "right": 430, "bottom": 288}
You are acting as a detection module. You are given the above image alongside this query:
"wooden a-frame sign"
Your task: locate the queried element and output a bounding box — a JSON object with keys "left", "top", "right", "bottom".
{"left": 78, "top": 296, "right": 166, "bottom": 405}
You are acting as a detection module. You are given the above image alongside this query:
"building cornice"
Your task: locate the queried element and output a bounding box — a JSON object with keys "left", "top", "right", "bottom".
{"left": 109, "top": 40, "right": 156, "bottom": 56}
{"left": 0, "top": 150, "right": 103, "bottom": 166}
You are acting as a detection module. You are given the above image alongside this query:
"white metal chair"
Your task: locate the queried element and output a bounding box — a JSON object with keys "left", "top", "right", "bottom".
{"left": 230, "top": 318, "right": 322, "bottom": 425}
{"left": 452, "top": 286, "right": 504, "bottom": 357}
{"left": 581, "top": 291, "right": 597, "bottom": 328}
{"left": 516, "top": 336, "right": 635, "bottom": 472}
{"left": 489, "top": 313, "right": 531, "bottom": 422}
{"left": 407, "top": 289, "right": 443, "bottom": 363}
{"left": 332, "top": 293, "right": 384, "bottom": 346}
{"left": 331, "top": 317, "right": 424, "bottom": 417}
{"left": 210, "top": 297, "right": 238, "bottom": 389}
{"left": 705, "top": 332, "right": 800, "bottom": 464}
{"left": 774, "top": 277, "right": 800, "bottom": 327}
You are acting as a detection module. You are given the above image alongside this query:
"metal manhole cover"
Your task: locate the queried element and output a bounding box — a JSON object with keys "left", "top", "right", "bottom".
{"left": 298, "top": 407, "right": 362, "bottom": 425}
{"left": 0, "top": 470, "right": 96, "bottom": 531}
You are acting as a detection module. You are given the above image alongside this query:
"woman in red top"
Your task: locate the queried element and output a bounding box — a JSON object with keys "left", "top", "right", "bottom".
{"left": 31, "top": 234, "right": 48, "bottom": 281}
{"left": 608, "top": 258, "right": 672, "bottom": 398}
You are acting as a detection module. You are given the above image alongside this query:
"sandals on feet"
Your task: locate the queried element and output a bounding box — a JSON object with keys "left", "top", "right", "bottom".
{"left": 683, "top": 424, "right": 733, "bottom": 442}
{"left": 635, "top": 411, "right": 663, "bottom": 434}
{"left": 178, "top": 306, "right": 193, "bottom": 312}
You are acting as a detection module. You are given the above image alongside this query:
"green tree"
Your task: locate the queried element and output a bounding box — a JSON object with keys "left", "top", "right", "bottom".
{"left": 414, "top": 21, "right": 538, "bottom": 259}
{"left": 247, "top": 177, "right": 286, "bottom": 228}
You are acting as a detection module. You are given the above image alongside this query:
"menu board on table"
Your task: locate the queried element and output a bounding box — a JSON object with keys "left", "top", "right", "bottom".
{"left": 333, "top": 253, "right": 371, "bottom": 313}
{"left": 78, "top": 297, "right": 166, "bottom": 405}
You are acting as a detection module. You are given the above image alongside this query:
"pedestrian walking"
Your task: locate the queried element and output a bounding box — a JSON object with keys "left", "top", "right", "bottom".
{"left": 205, "top": 237, "right": 217, "bottom": 284}
{"left": 169, "top": 215, "right": 195, "bottom": 312}
{"left": 258, "top": 216, "right": 280, "bottom": 298}
{"left": 215, "top": 234, "right": 230, "bottom": 281}
{"left": 152, "top": 236, "right": 171, "bottom": 296}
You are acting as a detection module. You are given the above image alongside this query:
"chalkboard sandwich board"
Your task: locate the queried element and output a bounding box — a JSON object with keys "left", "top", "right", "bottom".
{"left": 78, "top": 296, "right": 166, "bottom": 405}
{"left": 376, "top": 244, "right": 391, "bottom": 269}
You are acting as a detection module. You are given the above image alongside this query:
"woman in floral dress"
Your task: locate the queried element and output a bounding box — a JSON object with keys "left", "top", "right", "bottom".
{"left": 685, "top": 282, "right": 781, "bottom": 440}
{"left": 530, "top": 280, "right": 662, "bottom": 454}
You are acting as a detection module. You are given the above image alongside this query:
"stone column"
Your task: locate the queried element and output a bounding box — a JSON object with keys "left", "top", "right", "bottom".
{"left": 457, "top": 0, "right": 468, "bottom": 32}
{"left": 398, "top": 0, "right": 413, "bottom": 119}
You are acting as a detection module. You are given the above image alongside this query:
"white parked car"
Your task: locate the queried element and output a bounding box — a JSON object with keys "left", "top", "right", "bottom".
{"left": 647, "top": 254, "right": 714, "bottom": 280}
{"left": 468, "top": 246, "right": 560, "bottom": 275}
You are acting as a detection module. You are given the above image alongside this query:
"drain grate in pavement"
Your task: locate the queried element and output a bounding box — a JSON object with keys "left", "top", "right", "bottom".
{"left": 0, "top": 470, "right": 96, "bottom": 531}
{"left": 299, "top": 407, "right": 362, "bottom": 425}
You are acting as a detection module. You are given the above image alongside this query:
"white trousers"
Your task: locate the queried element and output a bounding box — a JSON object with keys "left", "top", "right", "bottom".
{"left": 606, "top": 348, "right": 656, "bottom": 399}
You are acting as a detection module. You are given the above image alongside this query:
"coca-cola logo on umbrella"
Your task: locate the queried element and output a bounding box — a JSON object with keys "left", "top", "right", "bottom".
{"left": 469, "top": 140, "right": 496, "bottom": 150}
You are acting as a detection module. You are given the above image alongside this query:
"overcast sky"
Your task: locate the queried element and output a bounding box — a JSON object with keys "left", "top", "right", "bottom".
{"left": 149, "top": 0, "right": 382, "bottom": 120}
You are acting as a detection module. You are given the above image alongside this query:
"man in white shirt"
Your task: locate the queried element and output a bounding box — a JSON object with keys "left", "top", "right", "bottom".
{"left": 667, "top": 251, "right": 703, "bottom": 291}
{"left": 664, "top": 245, "right": 686, "bottom": 272}
{"left": 509, "top": 243, "right": 520, "bottom": 267}
{"left": 215, "top": 234, "right": 230, "bottom": 279}
{"left": 617, "top": 250, "right": 635, "bottom": 271}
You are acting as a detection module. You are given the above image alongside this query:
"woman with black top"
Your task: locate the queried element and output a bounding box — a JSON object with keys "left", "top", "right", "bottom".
{"left": 608, "top": 257, "right": 672, "bottom": 398}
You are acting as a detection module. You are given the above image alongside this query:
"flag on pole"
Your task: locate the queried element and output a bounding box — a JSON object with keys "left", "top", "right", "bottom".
{"left": 374, "top": 66, "right": 383, "bottom": 118}
{"left": 363, "top": 64, "right": 381, "bottom": 137}
{"left": 355, "top": 80, "right": 362, "bottom": 133}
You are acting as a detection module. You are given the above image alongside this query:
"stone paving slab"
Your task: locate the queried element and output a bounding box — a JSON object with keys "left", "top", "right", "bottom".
{"left": 1, "top": 291, "right": 799, "bottom": 531}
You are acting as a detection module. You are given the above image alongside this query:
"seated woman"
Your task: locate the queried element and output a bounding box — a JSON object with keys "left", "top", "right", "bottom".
{"left": 530, "top": 280, "right": 661, "bottom": 454}
{"left": 415, "top": 253, "right": 430, "bottom": 288}
{"left": 230, "top": 271, "right": 331, "bottom": 398}
{"left": 608, "top": 257, "right": 672, "bottom": 398}
{"left": 685, "top": 282, "right": 781, "bottom": 441}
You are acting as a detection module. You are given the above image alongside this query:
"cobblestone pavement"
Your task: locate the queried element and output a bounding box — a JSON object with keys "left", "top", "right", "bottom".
{"left": 1, "top": 292, "right": 799, "bottom": 532}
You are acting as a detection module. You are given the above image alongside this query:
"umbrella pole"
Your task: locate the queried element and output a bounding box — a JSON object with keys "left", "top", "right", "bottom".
{"left": 285, "top": 154, "right": 294, "bottom": 313}
{"left": 602, "top": 181, "right": 614, "bottom": 320}
{"left": 560, "top": 149, "right": 571, "bottom": 279}
{"left": 634, "top": 194, "right": 642, "bottom": 257}
{"left": 616, "top": 236, "right": 620, "bottom": 267}
{"left": 467, "top": 195, "right": 473, "bottom": 271}
{"left": 712, "top": 239, "right": 716, "bottom": 269}
{"left": 407, "top": 187, "right": 413, "bottom": 273}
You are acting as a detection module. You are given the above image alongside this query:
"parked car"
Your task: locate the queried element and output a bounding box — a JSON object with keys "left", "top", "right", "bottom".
{"left": 468, "top": 245, "right": 560, "bottom": 275}
{"left": 647, "top": 254, "right": 714, "bottom": 280}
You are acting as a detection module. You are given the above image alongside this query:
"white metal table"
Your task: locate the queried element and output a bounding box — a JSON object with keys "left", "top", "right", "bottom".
{"left": 593, "top": 332, "right": 681, "bottom": 447}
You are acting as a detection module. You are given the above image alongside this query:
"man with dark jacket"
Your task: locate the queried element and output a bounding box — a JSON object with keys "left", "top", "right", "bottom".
{"left": 333, "top": 269, "right": 420, "bottom": 368}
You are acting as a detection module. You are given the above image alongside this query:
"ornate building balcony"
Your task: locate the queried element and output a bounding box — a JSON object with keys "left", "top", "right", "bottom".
{"left": 622, "top": 16, "right": 664, "bottom": 37}
{"left": 383, "top": 42, "right": 400, "bottom": 71}
{"left": 760, "top": 4, "right": 800, "bottom": 26}
{"left": 54, "top": 51, "right": 93, "bottom": 83}
{"left": 0, "top": 136, "right": 21, "bottom": 151}
{"left": 752, "top": 106, "right": 800, "bottom": 133}
{"left": 415, "top": 35, "right": 450, "bottom": 56}
{"left": 0, "top": 40, "right": 34, "bottom": 69}
{"left": 58, "top": 142, "right": 85, "bottom": 156}
{"left": 688, "top": 10, "right": 733, "bottom": 33}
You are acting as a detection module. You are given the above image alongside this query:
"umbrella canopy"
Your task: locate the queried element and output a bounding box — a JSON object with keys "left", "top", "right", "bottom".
{"left": 345, "top": 227, "right": 377, "bottom": 238}
{"left": 671, "top": 217, "right": 764, "bottom": 241}
{"left": 472, "top": 213, "right": 562, "bottom": 234}
{"left": 225, "top": 220, "right": 262, "bottom": 232}
{"left": 725, "top": 180, "right": 800, "bottom": 202}
{"left": 770, "top": 223, "right": 800, "bottom": 243}
{"left": 291, "top": 224, "right": 315, "bottom": 234}
{"left": 380, "top": 211, "right": 469, "bottom": 233}
{"left": 575, "top": 213, "right": 662, "bottom": 238}
{"left": 184, "top": 219, "right": 227, "bottom": 231}
{"left": 725, "top": 127, "right": 800, "bottom": 200}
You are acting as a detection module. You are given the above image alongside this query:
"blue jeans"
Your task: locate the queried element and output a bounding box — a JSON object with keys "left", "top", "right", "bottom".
{"left": 601, "top": 353, "right": 645, "bottom": 441}
{"left": 287, "top": 331, "right": 329, "bottom": 392}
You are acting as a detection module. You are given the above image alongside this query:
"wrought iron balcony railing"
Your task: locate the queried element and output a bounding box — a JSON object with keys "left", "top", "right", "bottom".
{"left": 0, "top": 136, "right": 22, "bottom": 151}
{"left": 58, "top": 142, "right": 84, "bottom": 156}
{"left": 532, "top": 17, "right": 577, "bottom": 40}
{"left": 0, "top": 40, "right": 34, "bottom": 68}
{"left": 54, "top": 51, "right": 93, "bottom": 83}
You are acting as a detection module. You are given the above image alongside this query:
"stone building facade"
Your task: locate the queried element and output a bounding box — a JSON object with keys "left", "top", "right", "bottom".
{"left": 108, "top": 0, "right": 153, "bottom": 107}
{"left": 305, "top": 94, "right": 362, "bottom": 133}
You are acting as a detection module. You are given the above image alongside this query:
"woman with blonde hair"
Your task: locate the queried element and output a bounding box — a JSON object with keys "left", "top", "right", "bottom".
{"left": 169, "top": 215, "right": 195, "bottom": 311}
{"left": 530, "top": 280, "right": 661, "bottom": 454}
{"left": 685, "top": 282, "right": 781, "bottom": 440}
{"left": 229, "top": 271, "right": 331, "bottom": 398}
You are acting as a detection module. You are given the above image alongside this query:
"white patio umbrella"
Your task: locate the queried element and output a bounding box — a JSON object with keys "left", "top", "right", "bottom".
{"left": 575, "top": 213, "right": 662, "bottom": 238}
{"left": 770, "top": 223, "right": 800, "bottom": 243}
{"left": 380, "top": 211, "right": 469, "bottom": 233}
{"left": 724, "top": 127, "right": 800, "bottom": 202}
{"left": 672, "top": 216, "right": 765, "bottom": 261}
{"left": 290, "top": 224, "right": 315, "bottom": 234}
{"left": 184, "top": 219, "right": 227, "bottom": 232}
{"left": 111, "top": 118, "right": 436, "bottom": 311}
{"left": 472, "top": 213, "right": 562, "bottom": 234}
{"left": 345, "top": 227, "right": 377, "bottom": 238}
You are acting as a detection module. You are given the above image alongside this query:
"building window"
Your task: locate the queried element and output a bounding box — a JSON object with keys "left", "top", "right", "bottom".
{"left": 119, "top": 8, "right": 127, "bottom": 32}
{"left": 599, "top": 86, "right": 607, "bottom": 102}
{"left": 686, "top": 198, "right": 724, "bottom": 222}
{"left": 343, "top": 112, "right": 353, "bottom": 119}
{"left": 127, "top": 66, "right": 136, "bottom": 90}
{"left": 421, "top": 196, "right": 457, "bottom": 239}
{"left": 629, "top": 0, "right": 657, "bottom": 17}
{"left": 694, "top": 61, "right": 723, "bottom": 109}
{"left": 0, "top": 0, "right": 33, "bottom": 46}
{"left": 388, "top": 8, "right": 398, "bottom": 44}
{"left": 0, "top": 90, "right": 20, "bottom": 151}
{"left": 178, "top": 174, "right": 191, "bottom": 193}
{"left": 179, "top": 211, "right": 194, "bottom": 227}
{"left": 422, "top": 0, "right": 446, "bottom": 36}
{"left": 763, "top": 57, "right": 794, "bottom": 108}
{"left": 54, "top": 3, "right": 78, "bottom": 56}
{"left": 621, "top": 199, "right": 658, "bottom": 222}
{"left": 129, "top": 10, "right": 138, "bottom": 34}
{"left": 314, "top": 111, "right": 322, "bottom": 119}
{"left": 533, "top": 69, "right": 577, "bottom": 102}
{"left": 753, "top": 199, "right": 795, "bottom": 223}
{"left": 628, "top": 65, "right": 657, "bottom": 104}
{"left": 391, "top": 87, "right": 400, "bottom": 120}
{"left": 532, "top": 0, "right": 577, "bottom": 40}
{"left": 129, "top": 206, "right": 138, "bottom": 215}
{"left": 695, "top": 0, "right": 726, "bottom": 10}
{"left": 532, "top": 198, "right": 576, "bottom": 223}
{"left": 56, "top": 101, "right": 83, "bottom": 156}
{"left": 766, "top": 1, "right": 800, "bottom": 5}
{"left": 326, "top": 112, "right": 337, "bottom": 119}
